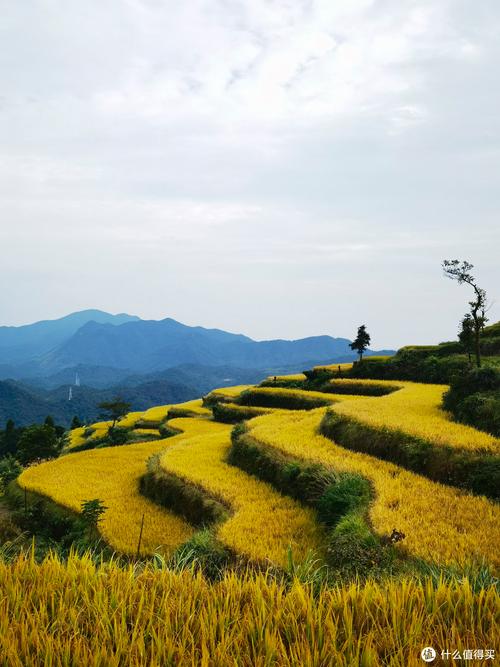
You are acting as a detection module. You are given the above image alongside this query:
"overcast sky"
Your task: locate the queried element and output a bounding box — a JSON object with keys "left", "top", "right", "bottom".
{"left": 0, "top": 0, "right": 498, "bottom": 348}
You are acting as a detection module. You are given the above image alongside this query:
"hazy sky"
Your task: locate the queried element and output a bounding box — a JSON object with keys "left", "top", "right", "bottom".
{"left": 1, "top": 0, "right": 498, "bottom": 348}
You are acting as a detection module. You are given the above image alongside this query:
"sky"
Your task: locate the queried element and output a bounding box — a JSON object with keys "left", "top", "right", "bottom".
{"left": 0, "top": 0, "right": 499, "bottom": 349}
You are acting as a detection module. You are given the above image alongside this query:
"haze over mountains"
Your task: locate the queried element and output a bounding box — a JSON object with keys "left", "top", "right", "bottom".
{"left": 0, "top": 310, "right": 393, "bottom": 425}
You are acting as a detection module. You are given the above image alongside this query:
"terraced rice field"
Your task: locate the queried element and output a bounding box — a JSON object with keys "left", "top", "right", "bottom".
{"left": 118, "top": 411, "right": 145, "bottom": 428}
{"left": 204, "top": 385, "right": 251, "bottom": 401}
{"left": 140, "top": 404, "right": 172, "bottom": 424}
{"left": 17, "top": 376, "right": 500, "bottom": 573}
{"left": 331, "top": 379, "right": 500, "bottom": 453}
{"left": 247, "top": 408, "right": 500, "bottom": 571}
{"left": 159, "top": 417, "right": 325, "bottom": 566}
{"left": 19, "top": 437, "right": 194, "bottom": 555}
{"left": 67, "top": 426, "right": 87, "bottom": 448}
{"left": 167, "top": 399, "right": 211, "bottom": 416}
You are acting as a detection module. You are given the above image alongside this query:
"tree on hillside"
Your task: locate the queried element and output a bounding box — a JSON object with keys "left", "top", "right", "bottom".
{"left": 1, "top": 419, "right": 18, "bottom": 457}
{"left": 350, "top": 325, "right": 371, "bottom": 362}
{"left": 45, "top": 415, "right": 65, "bottom": 438}
{"left": 71, "top": 416, "right": 83, "bottom": 430}
{"left": 16, "top": 424, "right": 60, "bottom": 465}
{"left": 442, "top": 259, "right": 488, "bottom": 368}
{"left": 98, "top": 398, "right": 131, "bottom": 430}
{"left": 458, "top": 314, "right": 475, "bottom": 364}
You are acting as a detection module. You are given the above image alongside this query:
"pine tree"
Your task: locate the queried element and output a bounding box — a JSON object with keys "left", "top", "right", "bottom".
{"left": 350, "top": 325, "right": 371, "bottom": 362}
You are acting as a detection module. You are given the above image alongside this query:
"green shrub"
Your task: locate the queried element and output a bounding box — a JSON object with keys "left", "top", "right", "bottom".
{"left": 140, "top": 456, "right": 229, "bottom": 527}
{"left": 230, "top": 428, "right": 373, "bottom": 519}
{"left": 326, "top": 514, "right": 394, "bottom": 576}
{"left": 321, "top": 380, "right": 399, "bottom": 396}
{"left": 171, "top": 529, "right": 233, "bottom": 580}
{"left": 158, "top": 424, "right": 181, "bottom": 438}
{"left": 317, "top": 474, "right": 371, "bottom": 526}
{"left": 443, "top": 367, "right": 500, "bottom": 436}
{"left": 348, "top": 352, "right": 469, "bottom": 384}
{"left": 107, "top": 427, "right": 130, "bottom": 446}
{"left": 0, "top": 456, "right": 22, "bottom": 491}
{"left": 228, "top": 427, "right": 405, "bottom": 575}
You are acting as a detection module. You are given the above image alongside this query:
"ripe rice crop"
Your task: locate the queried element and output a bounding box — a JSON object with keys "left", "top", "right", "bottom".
{"left": 86, "top": 420, "right": 113, "bottom": 441}
{"left": 238, "top": 387, "right": 337, "bottom": 409}
{"left": 204, "top": 385, "right": 252, "bottom": 402}
{"left": 314, "top": 361, "right": 354, "bottom": 372}
{"left": 67, "top": 412, "right": 147, "bottom": 450}
{"left": 0, "top": 551, "right": 497, "bottom": 667}
{"left": 332, "top": 379, "right": 500, "bottom": 453}
{"left": 19, "top": 437, "right": 194, "bottom": 556}
{"left": 67, "top": 426, "right": 86, "bottom": 448}
{"left": 264, "top": 373, "right": 307, "bottom": 382}
{"left": 159, "top": 417, "right": 325, "bottom": 566}
{"left": 167, "top": 399, "right": 211, "bottom": 417}
{"left": 247, "top": 410, "right": 500, "bottom": 571}
{"left": 139, "top": 404, "right": 172, "bottom": 424}
{"left": 133, "top": 428, "right": 161, "bottom": 437}
{"left": 118, "top": 411, "right": 145, "bottom": 428}
{"left": 238, "top": 386, "right": 366, "bottom": 410}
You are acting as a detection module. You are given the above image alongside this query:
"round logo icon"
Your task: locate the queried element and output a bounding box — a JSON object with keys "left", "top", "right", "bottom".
{"left": 421, "top": 647, "right": 436, "bottom": 662}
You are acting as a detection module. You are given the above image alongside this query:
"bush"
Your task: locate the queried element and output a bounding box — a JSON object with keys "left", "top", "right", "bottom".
{"left": 327, "top": 514, "right": 394, "bottom": 576}
{"left": 348, "top": 352, "right": 469, "bottom": 384}
{"left": 15, "top": 498, "right": 75, "bottom": 543}
{"left": 16, "top": 425, "right": 61, "bottom": 465}
{"left": 140, "top": 456, "right": 229, "bottom": 527}
{"left": 171, "top": 530, "right": 233, "bottom": 580}
{"left": 0, "top": 456, "right": 22, "bottom": 491}
{"left": 230, "top": 428, "right": 372, "bottom": 519}
{"left": 158, "top": 424, "right": 181, "bottom": 438}
{"left": 316, "top": 474, "right": 371, "bottom": 526}
{"left": 229, "top": 427, "right": 392, "bottom": 574}
{"left": 107, "top": 427, "right": 130, "bottom": 446}
{"left": 443, "top": 367, "right": 500, "bottom": 437}
{"left": 321, "top": 380, "right": 399, "bottom": 396}
{"left": 228, "top": 428, "right": 337, "bottom": 503}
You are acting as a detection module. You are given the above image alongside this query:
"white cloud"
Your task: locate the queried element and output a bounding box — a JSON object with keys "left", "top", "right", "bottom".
{"left": 0, "top": 0, "right": 499, "bottom": 347}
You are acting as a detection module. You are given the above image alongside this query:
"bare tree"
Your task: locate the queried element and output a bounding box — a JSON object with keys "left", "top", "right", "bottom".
{"left": 442, "top": 260, "right": 488, "bottom": 368}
